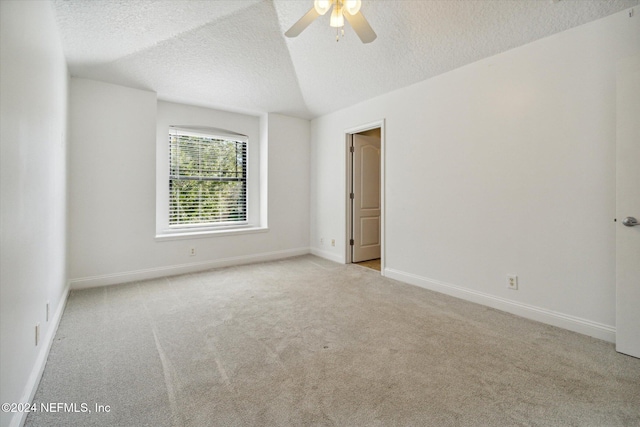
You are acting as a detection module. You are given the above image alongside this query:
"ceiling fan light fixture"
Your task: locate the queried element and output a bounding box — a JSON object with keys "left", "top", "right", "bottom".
{"left": 344, "top": 0, "right": 362, "bottom": 15}
{"left": 330, "top": 3, "right": 345, "bottom": 28}
{"left": 314, "top": 0, "right": 331, "bottom": 15}
{"left": 285, "top": 0, "right": 376, "bottom": 44}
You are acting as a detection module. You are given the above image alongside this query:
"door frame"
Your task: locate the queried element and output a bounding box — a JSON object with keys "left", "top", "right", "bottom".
{"left": 344, "top": 119, "right": 386, "bottom": 274}
{"left": 615, "top": 53, "right": 640, "bottom": 358}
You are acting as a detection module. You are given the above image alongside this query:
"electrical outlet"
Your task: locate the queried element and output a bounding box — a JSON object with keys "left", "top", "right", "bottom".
{"left": 190, "top": 247, "right": 196, "bottom": 256}
{"left": 507, "top": 274, "right": 518, "bottom": 290}
{"left": 35, "top": 323, "right": 40, "bottom": 346}
{"left": 331, "top": 239, "right": 335, "bottom": 247}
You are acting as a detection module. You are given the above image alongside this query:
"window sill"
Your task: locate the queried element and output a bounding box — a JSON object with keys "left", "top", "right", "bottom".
{"left": 155, "top": 226, "right": 269, "bottom": 242}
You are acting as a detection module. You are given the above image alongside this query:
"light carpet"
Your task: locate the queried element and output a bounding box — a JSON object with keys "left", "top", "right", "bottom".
{"left": 27, "top": 255, "right": 640, "bottom": 426}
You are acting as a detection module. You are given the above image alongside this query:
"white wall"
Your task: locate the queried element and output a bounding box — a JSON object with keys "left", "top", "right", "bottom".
{"left": 0, "top": 2, "right": 69, "bottom": 427}
{"left": 68, "top": 79, "right": 158, "bottom": 282}
{"left": 69, "top": 80, "right": 310, "bottom": 287}
{"left": 265, "top": 113, "right": 311, "bottom": 251}
{"left": 310, "top": 9, "right": 640, "bottom": 341}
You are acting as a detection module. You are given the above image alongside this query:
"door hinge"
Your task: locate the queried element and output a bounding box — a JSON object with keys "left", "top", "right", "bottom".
{"left": 350, "top": 146, "right": 354, "bottom": 153}
{"left": 350, "top": 239, "right": 354, "bottom": 246}
{"left": 350, "top": 192, "right": 354, "bottom": 200}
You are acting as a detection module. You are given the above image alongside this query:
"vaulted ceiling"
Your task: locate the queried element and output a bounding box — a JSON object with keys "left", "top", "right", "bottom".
{"left": 52, "top": 0, "right": 638, "bottom": 119}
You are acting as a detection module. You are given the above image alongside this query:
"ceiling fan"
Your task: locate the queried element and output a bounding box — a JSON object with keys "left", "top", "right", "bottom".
{"left": 285, "top": 0, "right": 377, "bottom": 43}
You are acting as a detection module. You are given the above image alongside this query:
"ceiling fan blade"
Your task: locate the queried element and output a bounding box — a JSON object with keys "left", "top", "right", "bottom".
{"left": 344, "top": 11, "right": 377, "bottom": 44}
{"left": 285, "top": 7, "right": 321, "bottom": 38}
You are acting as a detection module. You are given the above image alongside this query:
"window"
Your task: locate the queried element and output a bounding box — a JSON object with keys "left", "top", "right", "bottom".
{"left": 155, "top": 105, "right": 266, "bottom": 241}
{"left": 169, "top": 128, "right": 247, "bottom": 228}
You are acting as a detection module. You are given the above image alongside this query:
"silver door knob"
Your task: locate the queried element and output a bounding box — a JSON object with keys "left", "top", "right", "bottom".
{"left": 622, "top": 217, "right": 639, "bottom": 227}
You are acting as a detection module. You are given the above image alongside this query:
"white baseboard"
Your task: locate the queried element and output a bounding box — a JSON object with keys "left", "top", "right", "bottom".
{"left": 384, "top": 268, "right": 616, "bottom": 343}
{"left": 11, "top": 282, "right": 70, "bottom": 427}
{"left": 310, "top": 247, "right": 344, "bottom": 264}
{"left": 69, "top": 247, "right": 311, "bottom": 289}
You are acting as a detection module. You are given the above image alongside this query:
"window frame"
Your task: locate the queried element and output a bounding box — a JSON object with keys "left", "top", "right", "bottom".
{"left": 168, "top": 128, "right": 248, "bottom": 229}
{"left": 156, "top": 123, "right": 265, "bottom": 240}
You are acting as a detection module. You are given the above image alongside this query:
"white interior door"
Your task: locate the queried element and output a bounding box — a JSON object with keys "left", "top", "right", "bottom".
{"left": 615, "top": 54, "right": 640, "bottom": 358}
{"left": 352, "top": 134, "right": 381, "bottom": 263}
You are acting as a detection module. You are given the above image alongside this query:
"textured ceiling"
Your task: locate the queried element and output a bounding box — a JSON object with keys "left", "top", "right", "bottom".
{"left": 52, "top": 0, "right": 638, "bottom": 119}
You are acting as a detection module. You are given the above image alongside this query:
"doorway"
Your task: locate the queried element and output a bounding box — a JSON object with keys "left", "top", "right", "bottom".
{"left": 346, "top": 121, "right": 385, "bottom": 274}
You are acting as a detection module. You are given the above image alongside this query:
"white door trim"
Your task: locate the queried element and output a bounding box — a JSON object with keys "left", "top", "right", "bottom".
{"left": 615, "top": 54, "right": 640, "bottom": 358}
{"left": 344, "top": 119, "right": 386, "bottom": 275}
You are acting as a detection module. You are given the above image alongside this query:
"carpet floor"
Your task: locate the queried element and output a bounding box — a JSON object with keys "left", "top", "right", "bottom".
{"left": 27, "top": 255, "right": 640, "bottom": 426}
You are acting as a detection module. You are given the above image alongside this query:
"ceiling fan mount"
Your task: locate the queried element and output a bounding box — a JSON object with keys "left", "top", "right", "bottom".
{"left": 285, "top": 0, "right": 377, "bottom": 44}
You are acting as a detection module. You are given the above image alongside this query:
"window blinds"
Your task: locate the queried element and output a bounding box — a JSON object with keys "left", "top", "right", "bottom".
{"left": 169, "top": 130, "right": 247, "bottom": 226}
